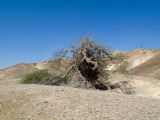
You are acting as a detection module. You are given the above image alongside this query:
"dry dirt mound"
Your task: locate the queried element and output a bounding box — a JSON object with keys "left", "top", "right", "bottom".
{"left": 130, "top": 54, "right": 160, "bottom": 79}
{"left": 34, "top": 61, "right": 50, "bottom": 70}
{"left": 0, "top": 61, "right": 51, "bottom": 81}
{"left": 126, "top": 53, "right": 156, "bottom": 69}
{"left": 110, "top": 74, "right": 160, "bottom": 98}
{"left": 107, "top": 49, "right": 160, "bottom": 70}
{"left": 130, "top": 76, "right": 160, "bottom": 98}
{"left": 125, "top": 49, "right": 160, "bottom": 57}
{"left": 0, "top": 63, "right": 38, "bottom": 80}
{"left": 0, "top": 84, "right": 160, "bottom": 120}
{"left": 125, "top": 49, "right": 160, "bottom": 69}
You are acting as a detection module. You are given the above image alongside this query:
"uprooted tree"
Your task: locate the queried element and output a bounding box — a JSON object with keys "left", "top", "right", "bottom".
{"left": 46, "top": 36, "right": 133, "bottom": 93}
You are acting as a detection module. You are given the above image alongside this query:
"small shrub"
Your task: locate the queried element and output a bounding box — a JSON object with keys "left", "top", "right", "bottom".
{"left": 155, "top": 76, "right": 160, "bottom": 80}
{"left": 20, "top": 70, "right": 51, "bottom": 84}
{"left": 112, "top": 52, "right": 124, "bottom": 59}
{"left": 114, "top": 61, "right": 130, "bottom": 75}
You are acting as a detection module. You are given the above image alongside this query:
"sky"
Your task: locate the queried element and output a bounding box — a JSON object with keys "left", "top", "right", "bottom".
{"left": 0, "top": 0, "right": 160, "bottom": 69}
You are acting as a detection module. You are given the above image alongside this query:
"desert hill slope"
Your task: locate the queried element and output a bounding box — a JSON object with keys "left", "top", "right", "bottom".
{"left": 125, "top": 49, "right": 160, "bottom": 69}
{"left": 0, "top": 49, "right": 160, "bottom": 82}
{"left": 0, "top": 61, "right": 50, "bottom": 80}
{"left": 0, "top": 63, "right": 38, "bottom": 80}
{"left": 130, "top": 53, "right": 160, "bottom": 79}
{"left": 125, "top": 49, "right": 160, "bottom": 57}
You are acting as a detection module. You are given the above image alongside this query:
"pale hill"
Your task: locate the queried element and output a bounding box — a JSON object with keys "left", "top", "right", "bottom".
{"left": 107, "top": 49, "right": 160, "bottom": 70}
{"left": 125, "top": 49, "right": 160, "bottom": 69}
{"left": 0, "top": 63, "right": 38, "bottom": 80}
{"left": 130, "top": 54, "right": 160, "bottom": 79}
{"left": 125, "top": 49, "right": 160, "bottom": 57}
{"left": 1, "top": 49, "right": 160, "bottom": 83}
{"left": 0, "top": 60, "right": 68, "bottom": 84}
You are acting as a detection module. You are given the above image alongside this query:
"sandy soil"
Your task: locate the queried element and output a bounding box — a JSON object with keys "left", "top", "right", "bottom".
{"left": 1, "top": 74, "right": 160, "bottom": 119}
{"left": 109, "top": 74, "right": 160, "bottom": 99}
{"left": 1, "top": 84, "right": 160, "bottom": 120}
{"left": 0, "top": 79, "right": 20, "bottom": 85}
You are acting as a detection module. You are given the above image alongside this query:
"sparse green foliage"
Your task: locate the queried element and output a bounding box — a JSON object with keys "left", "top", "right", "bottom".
{"left": 114, "top": 61, "right": 130, "bottom": 75}
{"left": 20, "top": 70, "right": 51, "bottom": 84}
{"left": 155, "top": 76, "right": 160, "bottom": 80}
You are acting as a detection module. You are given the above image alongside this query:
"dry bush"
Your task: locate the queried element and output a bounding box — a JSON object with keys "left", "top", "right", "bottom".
{"left": 33, "top": 36, "right": 133, "bottom": 94}
{"left": 47, "top": 37, "right": 132, "bottom": 93}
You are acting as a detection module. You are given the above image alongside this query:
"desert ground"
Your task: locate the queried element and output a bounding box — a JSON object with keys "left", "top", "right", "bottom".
{"left": 1, "top": 49, "right": 160, "bottom": 120}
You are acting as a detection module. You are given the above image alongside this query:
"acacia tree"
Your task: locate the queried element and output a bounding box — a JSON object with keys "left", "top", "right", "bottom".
{"left": 48, "top": 36, "right": 132, "bottom": 93}
{"left": 49, "top": 37, "right": 112, "bottom": 89}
